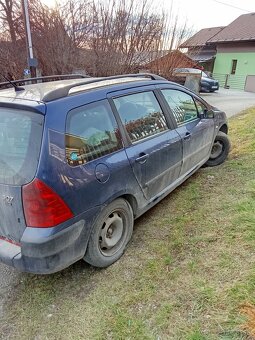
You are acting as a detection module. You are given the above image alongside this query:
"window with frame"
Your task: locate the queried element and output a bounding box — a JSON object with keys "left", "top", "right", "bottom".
{"left": 113, "top": 91, "right": 168, "bottom": 142}
{"left": 231, "top": 59, "right": 237, "bottom": 75}
{"left": 66, "top": 100, "right": 122, "bottom": 166}
{"left": 161, "top": 89, "right": 198, "bottom": 126}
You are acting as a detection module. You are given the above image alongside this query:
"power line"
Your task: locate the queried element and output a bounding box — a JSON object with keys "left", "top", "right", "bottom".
{"left": 210, "top": 0, "right": 252, "bottom": 13}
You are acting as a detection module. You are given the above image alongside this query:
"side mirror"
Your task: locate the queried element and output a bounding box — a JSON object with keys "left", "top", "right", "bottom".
{"left": 199, "top": 109, "right": 206, "bottom": 119}
{"left": 199, "top": 109, "right": 214, "bottom": 119}
{"left": 205, "top": 109, "right": 214, "bottom": 119}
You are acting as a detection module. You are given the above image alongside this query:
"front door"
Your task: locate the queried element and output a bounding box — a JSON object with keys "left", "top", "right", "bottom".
{"left": 160, "top": 89, "right": 215, "bottom": 176}
{"left": 111, "top": 90, "right": 183, "bottom": 200}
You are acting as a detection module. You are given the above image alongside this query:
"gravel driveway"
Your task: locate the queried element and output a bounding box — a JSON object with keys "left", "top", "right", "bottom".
{"left": 1, "top": 86, "right": 255, "bottom": 324}
{"left": 201, "top": 88, "right": 255, "bottom": 117}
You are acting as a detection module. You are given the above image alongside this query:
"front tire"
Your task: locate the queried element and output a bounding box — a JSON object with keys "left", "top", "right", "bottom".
{"left": 206, "top": 131, "right": 231, "bottom": 167}
{"left": 84, "top": 198, "right": 133, "bottom": 268}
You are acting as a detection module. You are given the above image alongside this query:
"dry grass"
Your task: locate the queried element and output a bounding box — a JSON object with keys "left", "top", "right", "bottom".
{"left": 240, "top": 303, "right": 255, "bottom": 337}
{"left": 1, "top": 108, "right": 255, "bottom": 340}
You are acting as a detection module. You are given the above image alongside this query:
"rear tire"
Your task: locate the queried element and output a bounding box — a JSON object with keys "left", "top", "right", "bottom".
{"left": 205, "top": 131, "right": 230, "bottom": 167}
{"left": 84, "top": 198, "right": 133, "bottom": 268}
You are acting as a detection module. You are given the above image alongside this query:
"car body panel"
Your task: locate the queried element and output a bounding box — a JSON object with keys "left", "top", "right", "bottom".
{"left": 0, "top": 185, "right": 26, "bottom": 243}
{"left": 122, "top": 130, "right": 182, "bottom": 199}
{"left": 175, "top": 118, "right": 215, "bottom": 176}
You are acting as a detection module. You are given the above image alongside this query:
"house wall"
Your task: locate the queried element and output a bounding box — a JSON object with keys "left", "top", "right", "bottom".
{"left": 213, "top": 48, "right": 255, "bottom": 90}
{"left": 187, "top": 46, "right": 217, "bottom": 73}
{"left": 217, "top": 42, "right": 255, "bottom": 53}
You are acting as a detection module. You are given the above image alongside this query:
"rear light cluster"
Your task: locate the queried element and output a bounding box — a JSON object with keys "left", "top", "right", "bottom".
{"left": 22, "top": 179, "right": 73, "bottom": 228}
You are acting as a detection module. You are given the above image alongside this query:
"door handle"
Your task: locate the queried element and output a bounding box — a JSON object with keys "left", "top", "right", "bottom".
{"left": 183, "top": 132, "right": 191, "bottom": 141}
{"left": 135, "top": 153, "right": 148, "bottom": 164}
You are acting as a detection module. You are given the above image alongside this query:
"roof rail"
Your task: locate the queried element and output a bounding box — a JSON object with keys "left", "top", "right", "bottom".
{"left": 0, "top": 74, "right": 89, "bottom": 89}
{"left": 42, "top": 73, "right": 166, "bottom": 102}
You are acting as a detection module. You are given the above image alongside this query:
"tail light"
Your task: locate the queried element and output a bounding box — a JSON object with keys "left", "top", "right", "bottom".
{"left": 22, "top": 178, "right": 74, "bottom": 228}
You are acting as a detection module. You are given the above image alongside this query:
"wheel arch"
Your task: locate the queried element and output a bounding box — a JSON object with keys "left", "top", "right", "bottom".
{"left": 120, "top": 194, "right": 138, "bottom": 217}
{"left": 86, "top": 193, "right": 138, "bottom": 244}
{"left": 219, "top": 124, "right": 228, "bottom": 135}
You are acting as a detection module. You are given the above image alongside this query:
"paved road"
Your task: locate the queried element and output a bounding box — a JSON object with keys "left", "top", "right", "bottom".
{"left": 201, "top": 88, "right": 255, "bottom": 117}
{"left": 1, "top": 86, "right": 255, "bottom": 323}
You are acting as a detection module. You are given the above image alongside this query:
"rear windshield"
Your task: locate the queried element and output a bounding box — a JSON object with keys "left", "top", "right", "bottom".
{"left": 0, "top": 108, "right": 44, "bottom": 185}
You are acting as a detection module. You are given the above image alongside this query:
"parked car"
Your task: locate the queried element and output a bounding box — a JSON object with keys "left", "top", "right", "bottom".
{"left": 173, "top": 68, "right": 219, "bottom": 93}
{"left": 0, "top": 73, "right": 230, "bottom": 274}
{"left": 200, "top": 71, "right": 219, "bottom": 92}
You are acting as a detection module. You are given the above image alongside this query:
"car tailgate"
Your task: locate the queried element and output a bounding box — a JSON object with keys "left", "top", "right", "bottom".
{"left": 0, "top": 106, "right": 44, "bottom": 242}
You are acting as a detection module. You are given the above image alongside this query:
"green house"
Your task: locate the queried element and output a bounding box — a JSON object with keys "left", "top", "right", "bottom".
{"left": 180, "top": 26, "right": 224, "bottom": 73}
{"left": 181, "top": 13, "right": 255, "bottom": 92}
{"left": 209, "top": 13, "right": 255, "bottom": 91}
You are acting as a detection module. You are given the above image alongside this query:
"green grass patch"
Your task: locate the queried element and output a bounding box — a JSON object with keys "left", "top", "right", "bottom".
{"left": 1, "top": 108, "right": 255, "bottom": 339}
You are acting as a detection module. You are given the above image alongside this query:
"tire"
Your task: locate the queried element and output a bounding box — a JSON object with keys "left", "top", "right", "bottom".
{"left": 84, "top": 198, "right": 134, "bottom": 268}
{"left": 205, "top": 131, "right": 231, "bottom": 167}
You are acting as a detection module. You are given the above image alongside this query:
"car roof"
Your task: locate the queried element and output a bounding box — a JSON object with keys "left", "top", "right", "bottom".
{"left": 0, "top": 74, "right": 169, "bottom": 104}
{"left": 0, "top": 79, "right": 81, "bottom": 103}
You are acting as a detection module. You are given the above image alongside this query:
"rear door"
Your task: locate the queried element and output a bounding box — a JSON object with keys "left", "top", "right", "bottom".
{"left": 110, "top": 89, "right": 183, "bottom": 200}
{"left": 0, "top": 107, "right": 44, "bottom": 243}
{"left": 159, "top": 88, "right": 215, "bottom": 176}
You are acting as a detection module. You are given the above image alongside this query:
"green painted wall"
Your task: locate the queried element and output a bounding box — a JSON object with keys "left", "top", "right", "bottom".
{"left": 213, "top": 52, "right": 255, "bottom": 90}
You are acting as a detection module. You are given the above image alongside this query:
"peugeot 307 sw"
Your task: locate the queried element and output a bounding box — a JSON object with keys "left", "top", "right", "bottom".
{"left": 0, "top": 74, "right": 230, "bottom": 274}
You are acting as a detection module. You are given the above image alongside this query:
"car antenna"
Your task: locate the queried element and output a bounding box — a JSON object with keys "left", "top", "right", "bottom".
{"left": 1, "top": 74, "right": 25, "bottom": 92}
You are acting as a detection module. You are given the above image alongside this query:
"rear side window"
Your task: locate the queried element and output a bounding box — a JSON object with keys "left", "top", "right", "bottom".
{"left": 0, "top": 108, "right": 44, "bottom": 185}
{"left": 161, "top": 89, "right": 198, "bottom": 126}
{"left": 66, "top": 100, "right": 122, "bottom": 166}
{"left": 113, "top": 91, "right": 168, "bottom": 143}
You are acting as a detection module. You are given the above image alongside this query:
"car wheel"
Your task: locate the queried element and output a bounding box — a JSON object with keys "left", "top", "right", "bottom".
{"left": 84, "top": 198, "right": 134, "bottom": 268}
{"left": 205, "top": 131, "right": 231, "bottom": 167}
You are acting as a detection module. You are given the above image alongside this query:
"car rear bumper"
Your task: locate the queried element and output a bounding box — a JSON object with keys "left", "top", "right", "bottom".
{"left": 0, "top": 220, "right": 87, "bottom": 274}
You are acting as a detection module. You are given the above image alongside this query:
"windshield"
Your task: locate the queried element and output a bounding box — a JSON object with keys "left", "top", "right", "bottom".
{"left": 202, "top": 71, "right": 210, "bottom": 78}
{"left": 0, "top": 108, "right": 44, "bottom": 185}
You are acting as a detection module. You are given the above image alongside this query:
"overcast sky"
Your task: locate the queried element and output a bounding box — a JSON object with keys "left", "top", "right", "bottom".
{"left": 166, "top": 0, "right": 255, "bottom": 30}
{"left": 41, "top": 0, "right": 255, "bottom": 32}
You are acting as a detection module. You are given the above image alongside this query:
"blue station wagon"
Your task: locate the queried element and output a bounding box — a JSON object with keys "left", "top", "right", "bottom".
{"left": 0, "top": 74, "right": 230, "bottom": 274}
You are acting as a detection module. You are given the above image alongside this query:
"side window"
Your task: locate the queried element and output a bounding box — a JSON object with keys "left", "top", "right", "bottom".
{"left": 194, "top": 99, "right": 207, "bottom": 115}
{"left": 161, "top": 89, "right": 198, "bottom": 126}
{"left": 113, "top": 91, "right": 168, "bottom": 142}
{"left": 66, "top": 100, "right": 122, "bottom": 166}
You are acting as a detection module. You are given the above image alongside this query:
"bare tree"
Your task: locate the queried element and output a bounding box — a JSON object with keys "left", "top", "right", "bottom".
{"left": 144, "top": 6, "right": 194, "bottom": 78}
{"left": 0, "top": 0, "right": 193, "bottom": 79}
{"left": 86, "top": 0, "right": 165, "bottom": 76}
{"left": 0, "top": 0, "right": 21, "bottom": 43}
{"left": 26, "top": 0, "right": 95, "bottom": 74}
{"left": 0, "top": 0, "right": 25, "bottom": 79}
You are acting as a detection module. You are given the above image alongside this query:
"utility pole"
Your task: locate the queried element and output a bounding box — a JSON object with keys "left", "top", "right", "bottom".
{"left": 22, "top": 0, "right": 37, "bottom": 78}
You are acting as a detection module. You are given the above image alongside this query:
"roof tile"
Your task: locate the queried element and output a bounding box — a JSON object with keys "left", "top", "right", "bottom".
{"left": 180, "top": 27, "right": 224, "bottom": 47}
{"left": 208, "top": 13, "right": 255, "bottom": 43}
